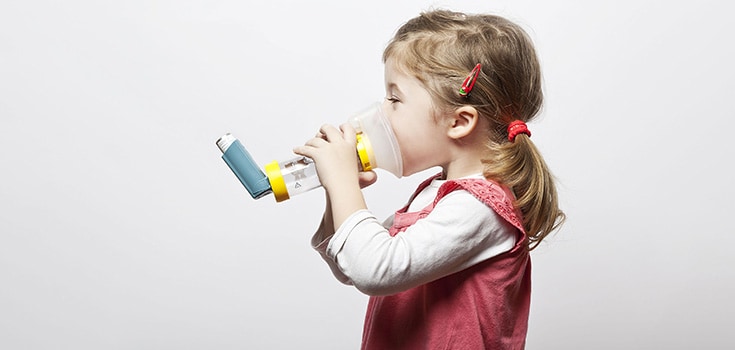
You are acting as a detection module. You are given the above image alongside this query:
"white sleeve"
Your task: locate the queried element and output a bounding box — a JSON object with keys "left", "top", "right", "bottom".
{"left": 313, "top": 190, "right": 517, "bottom": 296}
{"left": 310, "top": 212, "right": 393, "bottom": 286}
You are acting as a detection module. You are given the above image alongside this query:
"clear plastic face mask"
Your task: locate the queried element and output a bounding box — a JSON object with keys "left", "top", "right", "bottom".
{"left": 347, "top": 102, "right": 403, "bottom": 178}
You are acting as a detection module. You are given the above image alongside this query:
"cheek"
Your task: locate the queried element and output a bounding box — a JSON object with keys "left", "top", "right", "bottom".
{"left": 391, "top": 127, "right": 409, "bottom": 157}
{"left": 386, "top": 113, "right": 407, "bottom": 147}
{"left": 387, "top": 123, "right": 412, "bottom": 167}
{"left": 395, "top": 129, "right": 425, "bottom": 174}
{"left": 390, "top": 116, "right": 426, "bottom": 150}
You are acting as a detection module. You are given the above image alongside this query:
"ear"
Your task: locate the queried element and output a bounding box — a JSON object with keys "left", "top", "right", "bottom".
{"left": 446, "top": 106, "right": 479, "bottom": 140}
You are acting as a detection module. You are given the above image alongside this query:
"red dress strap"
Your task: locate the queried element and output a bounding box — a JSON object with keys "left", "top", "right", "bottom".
{"left": 437, "top": 178, "right": 526, "bottom": 234}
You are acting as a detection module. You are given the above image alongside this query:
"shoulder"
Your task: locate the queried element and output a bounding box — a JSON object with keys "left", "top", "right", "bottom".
{"left": 428, "top": 189, "right": 512, "bottom": 233}
{"left": 417, "top": 190, "right": 518, "bottom": 253}
{"left": 438, "top": 178, "right": 510, "bottom": 204}
{"left": 438, "top": 178, "right": 525, "bottom": 234}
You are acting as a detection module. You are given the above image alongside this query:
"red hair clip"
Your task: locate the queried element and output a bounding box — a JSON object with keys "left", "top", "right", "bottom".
{"left": 459, "top": 63, "right": 482, "bottom": 97}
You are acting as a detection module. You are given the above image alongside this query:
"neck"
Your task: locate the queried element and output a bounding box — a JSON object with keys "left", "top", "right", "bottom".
{"left": 442, "top": 155, "right": 485, "bottom": 180}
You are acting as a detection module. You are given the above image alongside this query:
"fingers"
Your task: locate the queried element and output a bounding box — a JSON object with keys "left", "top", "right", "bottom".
{"left": 339, "top": 123, "right": 357, "bottom": 141}
{"left": 295, "top": 123, "right": 354, "bottom": 156}
{"left": 304, "top": 135, "right": 328, "bottom": 148}
{"left": 319, "top": 124, "right": 343, "bottom": 142}
{"left": 320, "top": 123, "right": 359, "bottom": 143}
{"left": 294, "top": 124, "right": 338, "bottom": 156}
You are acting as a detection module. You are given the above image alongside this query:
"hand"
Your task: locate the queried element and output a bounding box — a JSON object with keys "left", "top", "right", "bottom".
{"left": 293, "top": 124, "right": 360, "bottom": 194}
{"left": 294, "top": 123, "right": 370, "bottom": 228}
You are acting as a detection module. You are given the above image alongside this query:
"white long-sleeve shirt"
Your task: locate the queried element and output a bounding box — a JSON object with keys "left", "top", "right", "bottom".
{"left": 311, "top": 175, "right": 518, "bottom": 296}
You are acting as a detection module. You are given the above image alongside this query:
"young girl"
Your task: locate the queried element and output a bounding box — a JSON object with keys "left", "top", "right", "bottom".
{"left": 294, "top": 9, "right": 565, "bottom": 349}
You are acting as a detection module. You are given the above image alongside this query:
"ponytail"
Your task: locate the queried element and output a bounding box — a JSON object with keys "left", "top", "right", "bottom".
{"left": 483, "top": 134, "right": 565, "bottom": 250}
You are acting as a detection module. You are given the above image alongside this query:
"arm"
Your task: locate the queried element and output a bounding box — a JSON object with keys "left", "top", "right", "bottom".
{"left": 297, "top": 124, "right": 377, "bottom": 283}
{"left": 311, "top": 200, "right": 390, "bottom": 286}
{"left": 324, "top": 191, "right": 518, "bottom": 296}
{"left": 313, "top": 192, "right": 334, "bottom": 244}
{"left": 294, "top": 123, "right": 377, "bottom": 230}
{"left": 313, "top": 172, "right": 377, "bottom": 246}
{"left": 311, "top": 192, "right": 353, "bottom": 285}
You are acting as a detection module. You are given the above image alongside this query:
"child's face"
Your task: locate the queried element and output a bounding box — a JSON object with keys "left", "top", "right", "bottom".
{"left": 383, "top": 58, "right": 452, "bottom": 177}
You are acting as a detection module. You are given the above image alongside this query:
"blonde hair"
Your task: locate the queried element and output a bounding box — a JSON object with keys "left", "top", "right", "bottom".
{"left": 384, "top": 9, "right": 565, "bottom": 249}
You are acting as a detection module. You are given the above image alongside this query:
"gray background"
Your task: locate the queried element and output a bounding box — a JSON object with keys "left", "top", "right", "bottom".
{"left": 1, "top": 0, "right": 733, "bottom": 349}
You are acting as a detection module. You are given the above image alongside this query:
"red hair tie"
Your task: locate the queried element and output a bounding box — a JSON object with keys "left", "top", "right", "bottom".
{"left": 507, "top": 120, "right": 531, "bottom": 142}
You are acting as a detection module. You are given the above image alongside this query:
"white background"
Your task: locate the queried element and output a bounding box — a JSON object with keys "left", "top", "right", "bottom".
{"left": 1, "top": 0, "right": 733, "bottom": 349}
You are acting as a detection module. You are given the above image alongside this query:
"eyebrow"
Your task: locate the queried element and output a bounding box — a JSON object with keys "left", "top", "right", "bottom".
{"left": 386, "top": 82, "right": 404, "bottom": 95}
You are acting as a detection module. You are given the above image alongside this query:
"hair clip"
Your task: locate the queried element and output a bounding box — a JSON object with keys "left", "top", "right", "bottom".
{"left": 459, "top": 63, "right": 482, "bottom": 97}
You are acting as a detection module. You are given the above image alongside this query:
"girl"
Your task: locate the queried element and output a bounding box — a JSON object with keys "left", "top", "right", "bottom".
{"left": 294, "top": 9, "right": 565, "bottom": 349}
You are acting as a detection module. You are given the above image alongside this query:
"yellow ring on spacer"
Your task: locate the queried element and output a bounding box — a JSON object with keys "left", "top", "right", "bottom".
{"left": 355, "top": 133, "right": 373, "bottom": 171}
{"left": 264, "top": 161, "right": 289, "bottom": 202}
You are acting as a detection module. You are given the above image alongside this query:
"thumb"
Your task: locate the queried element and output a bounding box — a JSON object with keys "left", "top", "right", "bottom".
{"left": 357, "top": 170, "right": 378, "bottom": 189}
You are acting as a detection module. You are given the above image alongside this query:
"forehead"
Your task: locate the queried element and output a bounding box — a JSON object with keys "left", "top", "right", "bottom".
{"left": 384, "top": 58, "right": 422, "bottom": 89}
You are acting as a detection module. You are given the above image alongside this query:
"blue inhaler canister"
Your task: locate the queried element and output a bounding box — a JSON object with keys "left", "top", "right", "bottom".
{"left": 216, "top": 133, "right": 272, "bottom": 199}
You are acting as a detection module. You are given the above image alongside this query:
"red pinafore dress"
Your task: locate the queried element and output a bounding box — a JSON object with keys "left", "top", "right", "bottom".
{"left": 361, "top": 175, "right": 531, "bottom": 350}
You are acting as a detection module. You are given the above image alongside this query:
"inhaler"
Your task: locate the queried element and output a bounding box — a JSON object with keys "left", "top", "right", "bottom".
{"left": 216, "top": 102, "right": 403, "bottom": 202}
